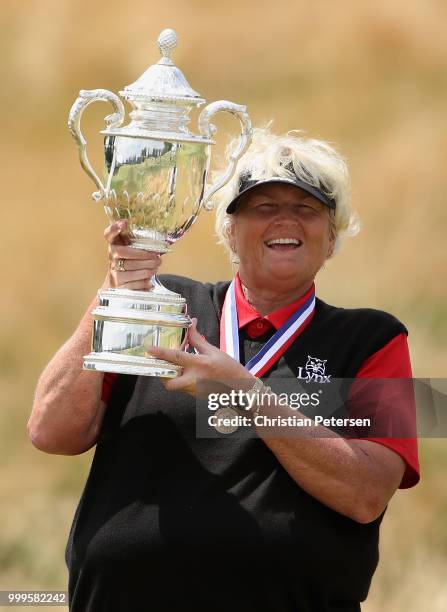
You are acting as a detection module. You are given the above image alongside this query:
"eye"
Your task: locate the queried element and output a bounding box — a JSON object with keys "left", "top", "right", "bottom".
{"left": 295, "top": 203, "right": 322, "bottom": 215}
{"left": 255, "top": 203, "right": 278, "bottom": 213}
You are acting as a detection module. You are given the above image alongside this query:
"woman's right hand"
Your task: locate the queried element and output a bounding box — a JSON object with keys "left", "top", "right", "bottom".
{"left": 102, "top": 220, "right": 162, "bottom": 291}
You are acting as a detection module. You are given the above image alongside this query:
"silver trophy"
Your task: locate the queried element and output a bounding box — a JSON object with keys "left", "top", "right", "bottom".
{"left": 68, "top": 28, "right": 252, "bottom": 377}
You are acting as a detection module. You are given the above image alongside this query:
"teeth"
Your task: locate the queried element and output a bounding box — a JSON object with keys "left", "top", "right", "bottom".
{"left": 266, "top": 238, "right": 301, "bottom": 246}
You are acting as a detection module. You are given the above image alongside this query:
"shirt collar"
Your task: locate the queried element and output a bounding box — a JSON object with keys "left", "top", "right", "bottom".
{"left": 234, "top": 273, "right": 315, "bottom": 330}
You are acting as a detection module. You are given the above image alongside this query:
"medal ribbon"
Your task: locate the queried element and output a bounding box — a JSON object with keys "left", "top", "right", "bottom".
{"left": 220, "top": 279, "right": 316, "bottom": 377}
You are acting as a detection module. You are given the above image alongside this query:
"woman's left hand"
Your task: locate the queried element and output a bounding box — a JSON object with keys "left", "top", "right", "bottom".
{"left": 146, "top": 318, "right": 254, "bottom": 396}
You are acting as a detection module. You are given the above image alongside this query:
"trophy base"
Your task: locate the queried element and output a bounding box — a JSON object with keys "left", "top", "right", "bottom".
{"left": 84, "top": 352, "right": 181, "bottom": 378}
{"left": 87, "top": 279, "right": 191, "bottom": 378}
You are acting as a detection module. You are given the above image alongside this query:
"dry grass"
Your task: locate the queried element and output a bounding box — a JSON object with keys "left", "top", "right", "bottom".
{"left": 1, "top": 0, "right": 446, "bottom": 609}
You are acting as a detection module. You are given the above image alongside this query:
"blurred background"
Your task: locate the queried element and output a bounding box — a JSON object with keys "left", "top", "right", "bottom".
{"left": 1, "top": 0, "right": 446, "bottom": 609}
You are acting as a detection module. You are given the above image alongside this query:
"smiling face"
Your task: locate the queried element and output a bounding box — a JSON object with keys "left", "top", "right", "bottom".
{"left": 228, "top": 182, "right": 335, "bottom": 295}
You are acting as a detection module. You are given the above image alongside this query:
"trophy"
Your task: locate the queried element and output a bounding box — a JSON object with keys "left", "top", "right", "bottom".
{"left": 68, "top": 28, "right": 252, "bottom": 378}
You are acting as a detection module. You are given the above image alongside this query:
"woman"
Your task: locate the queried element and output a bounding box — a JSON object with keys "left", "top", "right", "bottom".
{"left": 29, "top": 128, "right": 419, "bottom": 611}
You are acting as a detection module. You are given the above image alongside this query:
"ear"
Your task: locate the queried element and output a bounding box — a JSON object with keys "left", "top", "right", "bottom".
{"left": 327, "top": 232, "right": 336, "bottom": 258}
{"left": 326, "top": 213, "right": 336, "bottom": 258}
{"left": 227, "top": 218, "right": 237, "bottom": 252}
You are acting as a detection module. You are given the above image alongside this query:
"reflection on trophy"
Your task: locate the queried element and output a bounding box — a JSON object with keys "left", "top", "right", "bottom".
{"left": 68, "top": 28, "right": 252, "bottom": 377}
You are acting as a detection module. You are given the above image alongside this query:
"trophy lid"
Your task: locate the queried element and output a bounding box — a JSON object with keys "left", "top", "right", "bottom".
{"left": 120, "top": 29, "right": 205, "bottom": 106}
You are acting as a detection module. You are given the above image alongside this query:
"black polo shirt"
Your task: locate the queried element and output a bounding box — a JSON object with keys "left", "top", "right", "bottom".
{"left": 66, "top": 275, "right": 408, "bottom": 612}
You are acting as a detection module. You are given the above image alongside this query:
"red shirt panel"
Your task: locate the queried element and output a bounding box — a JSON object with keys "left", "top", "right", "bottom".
{"left": 354, "top": 332, "right": 420, "bottom": 488}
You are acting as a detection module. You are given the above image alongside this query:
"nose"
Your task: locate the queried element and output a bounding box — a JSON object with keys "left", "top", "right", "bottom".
{"left": 273, "top": 206, "right": 301, "bottom": 224}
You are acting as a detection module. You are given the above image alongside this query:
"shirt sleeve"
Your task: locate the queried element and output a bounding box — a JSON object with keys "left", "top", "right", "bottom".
{"left": 101, "top": 372, "right": 119, "bottom": 404}
{"left": 354, "top": 332, "right": 420, "bottom": 489}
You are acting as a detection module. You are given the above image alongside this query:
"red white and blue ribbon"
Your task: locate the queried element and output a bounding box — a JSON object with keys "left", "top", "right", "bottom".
{"left": 220, "top": 279, "right": 316, "bottom": 377}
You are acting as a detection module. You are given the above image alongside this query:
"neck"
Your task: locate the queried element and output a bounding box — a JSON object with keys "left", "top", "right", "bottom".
{"left": 239, "top": 275, "right": 314, "bottom": 316}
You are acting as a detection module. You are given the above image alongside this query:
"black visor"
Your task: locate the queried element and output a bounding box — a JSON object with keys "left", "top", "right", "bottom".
{"left": 226, "top": 176, "right": 336, "bottom": 214}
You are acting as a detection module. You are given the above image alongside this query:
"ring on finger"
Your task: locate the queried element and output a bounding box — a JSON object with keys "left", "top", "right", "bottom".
{"left": 116, "top": 258, "right": 126, "bottom": 272}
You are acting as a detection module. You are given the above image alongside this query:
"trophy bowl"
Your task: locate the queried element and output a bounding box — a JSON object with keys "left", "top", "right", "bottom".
{"left": 68, "top": 29, "right": 252, "bottom": 377}
{"left": 102, "top": 137, "right": 208, "bottom": 252}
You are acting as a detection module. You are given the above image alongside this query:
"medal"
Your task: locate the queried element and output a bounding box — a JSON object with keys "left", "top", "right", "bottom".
{"left": 213, "top": 407, "right": 241, "bottom": 434}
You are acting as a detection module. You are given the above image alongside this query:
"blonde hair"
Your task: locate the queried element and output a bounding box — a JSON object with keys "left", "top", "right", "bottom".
{"left": 214, "top": 126, "right": 360, "bottom": 262}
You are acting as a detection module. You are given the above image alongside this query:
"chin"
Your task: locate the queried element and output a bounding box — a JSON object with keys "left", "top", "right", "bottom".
{"left": 267, "top": 263, "right": 306, "bottom": 281}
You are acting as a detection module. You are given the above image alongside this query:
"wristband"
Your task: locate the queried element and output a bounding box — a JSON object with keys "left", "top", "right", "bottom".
{"left": 245, "top": 378, "right": 273, "bottom": 417}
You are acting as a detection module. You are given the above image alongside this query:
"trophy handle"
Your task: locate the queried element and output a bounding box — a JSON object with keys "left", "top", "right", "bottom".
{"left": 198, "top": 100, "right": 252, "bottom": 211}
{"left": 68, "top": 89, "right": 125, "bottom": 201}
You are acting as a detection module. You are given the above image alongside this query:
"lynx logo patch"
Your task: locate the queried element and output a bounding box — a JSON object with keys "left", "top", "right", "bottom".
{"left": 297, "top": 355, "right": 332, "bottom": 383}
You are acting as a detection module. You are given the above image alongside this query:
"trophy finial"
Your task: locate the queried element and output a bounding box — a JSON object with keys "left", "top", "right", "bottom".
{"left": 120, "top": 27, "right": 204, "bottom": 126}
{"left": 157, "top": 29, "right": 177, "bottom": 65}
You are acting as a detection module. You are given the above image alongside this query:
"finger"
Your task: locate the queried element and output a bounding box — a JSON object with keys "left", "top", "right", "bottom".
{"left": 163, "top": 372, "right": 195, "bottom": 393}
{"left": 119, "top": 279, "right": 153, "bottom": 290}
{"left": 112, "top": 257, "right": 161, "bottom": 272}
{"left": 110, "top": 255, "right": 160, "bottom": 273}
{"left": 104, "top": 220, "right": 129, "bottom": 245}
{"left": 179, "top": 333, "right": 189, "bottom": 352}
{"left": 109, "top": 245, "right": 162, "bottom": 262}
{"left": 187, "top": 319, "right": 213, "bottom": 354}
{"left": 146, "top": 346, "right": 196, "bottom": 367}
{"left": 180, "top": 318, "right": 197, "bottom": 351}
{"left": 113, "top": 269, "right": 156, "bottom": 285}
